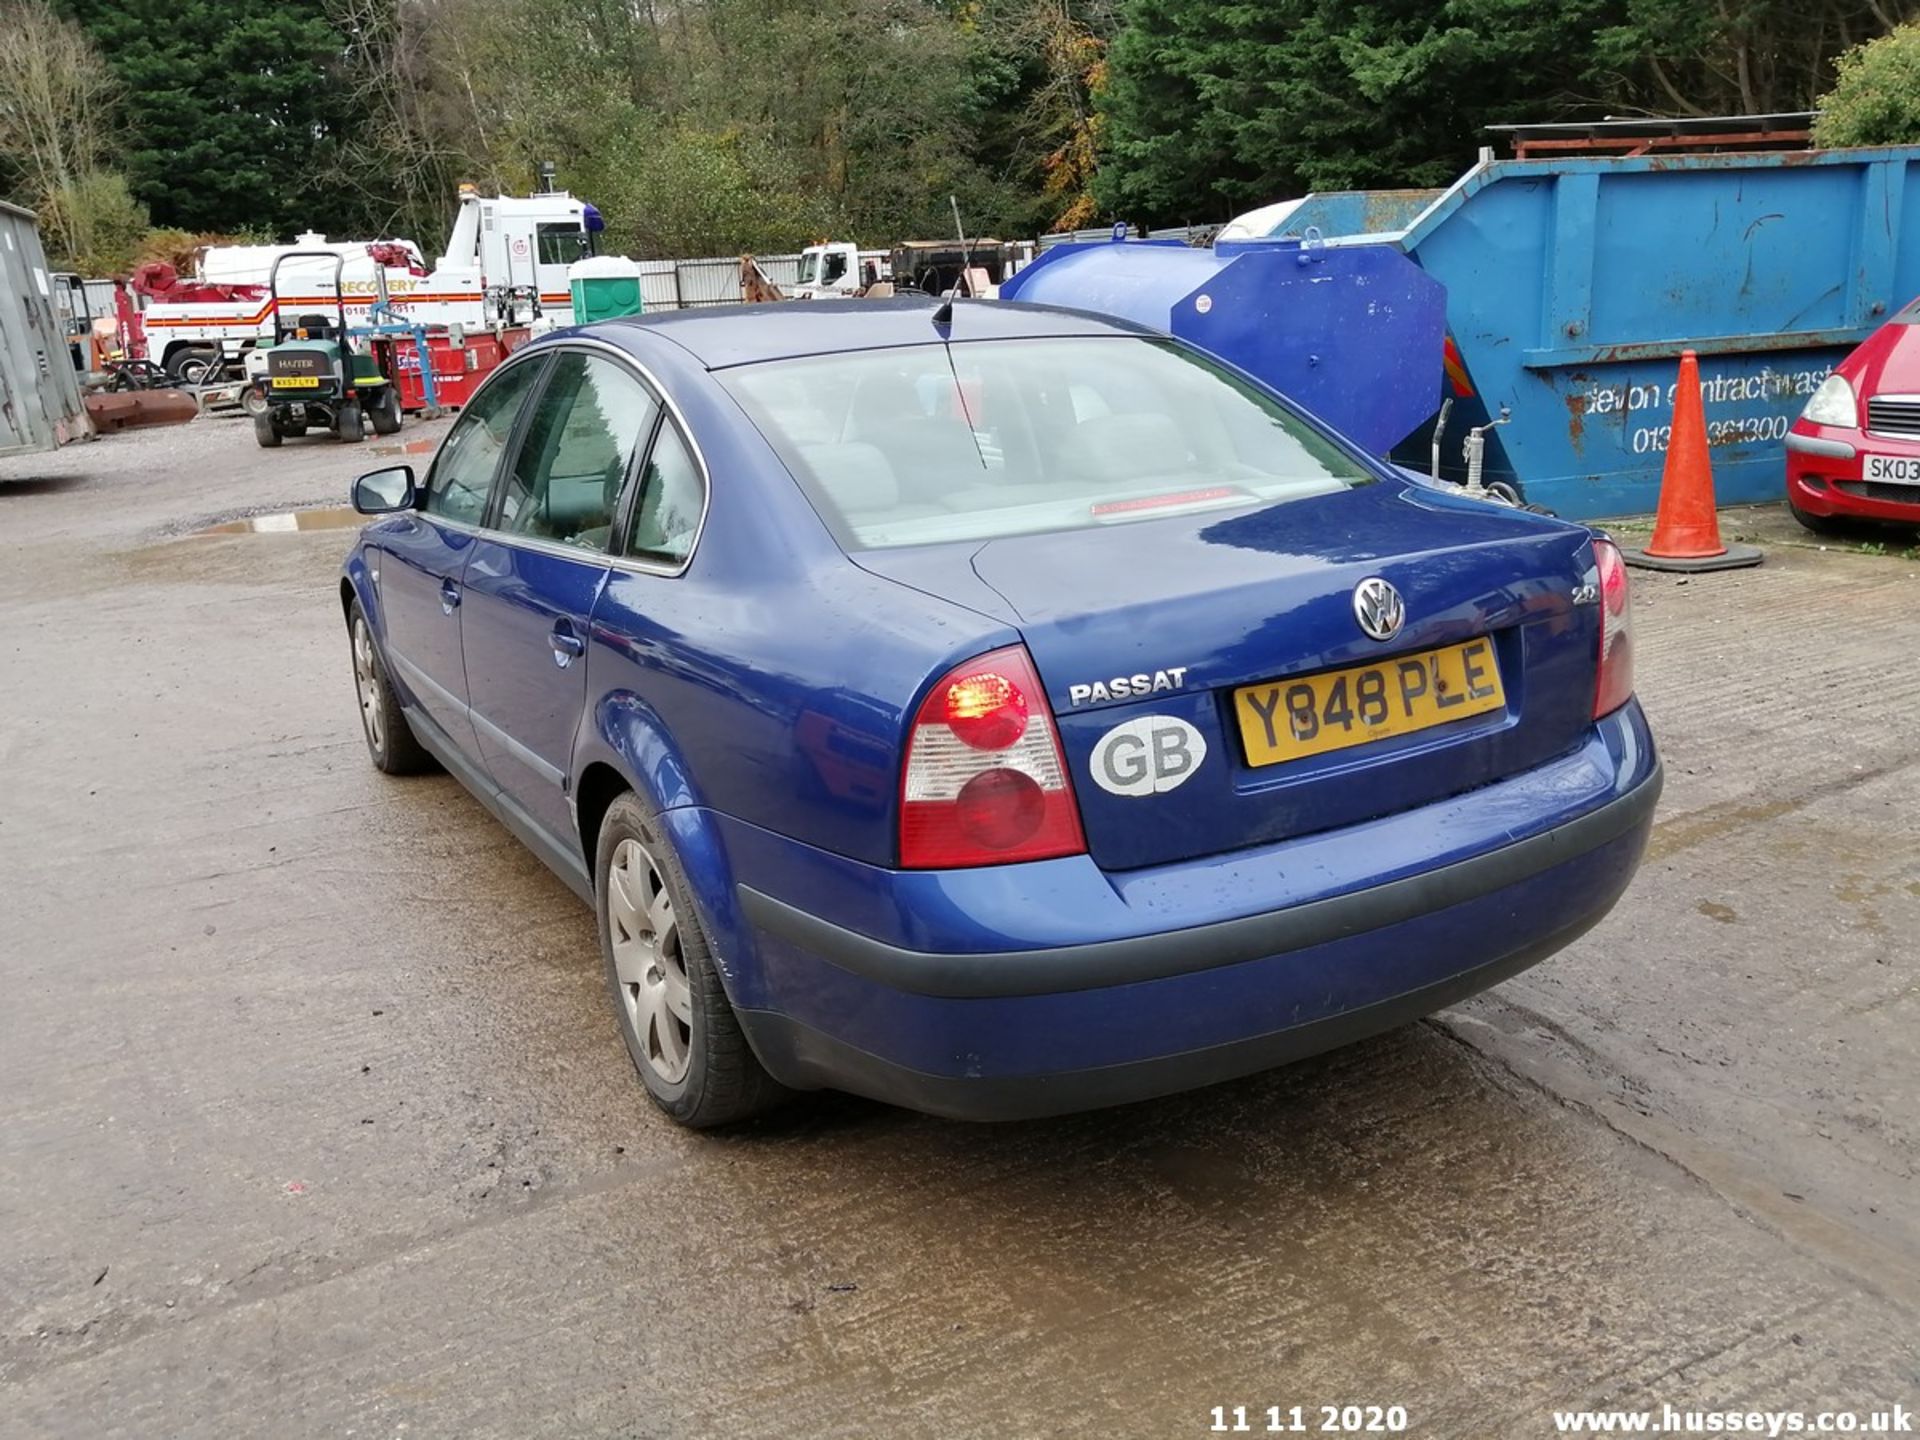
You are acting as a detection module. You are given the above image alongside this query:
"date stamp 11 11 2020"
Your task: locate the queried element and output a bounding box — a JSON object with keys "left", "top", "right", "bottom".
{"left": 1209, "top": 1405, "right": 1411, "bottom": 1435}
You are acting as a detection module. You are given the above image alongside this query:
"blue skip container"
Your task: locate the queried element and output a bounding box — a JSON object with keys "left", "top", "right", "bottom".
{"left": 1278, "top": 145, "right": 1920, "bottom": 517}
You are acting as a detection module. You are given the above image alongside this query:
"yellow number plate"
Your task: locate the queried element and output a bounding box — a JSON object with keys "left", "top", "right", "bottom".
{"left": 1234, "top": 637, "right": 1505, "bottom": 767}
{"left": 271, "top": 376, "right": 321, "bottom": 389}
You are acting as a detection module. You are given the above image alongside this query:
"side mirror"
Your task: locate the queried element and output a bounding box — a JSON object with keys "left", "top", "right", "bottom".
{"left": 352, "top": 464, "right": 416, "bottom": 515}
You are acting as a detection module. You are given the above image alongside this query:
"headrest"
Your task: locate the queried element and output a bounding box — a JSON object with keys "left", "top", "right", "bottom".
{"left": 846, "top": 371, "right": 922, "bottom": 432}
{"left": 799, "top": 442, "right": 899, "bottom": 514}
{"left": 1070, "top": 412, "right": 1191, "bottom": 481}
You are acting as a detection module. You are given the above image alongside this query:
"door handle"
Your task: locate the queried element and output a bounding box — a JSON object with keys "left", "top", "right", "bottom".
{"left": 550, "top": 622, "right": 586, "bottom": 666}
{"left": 439, "top": 578, "right": 460, "bottom": 614}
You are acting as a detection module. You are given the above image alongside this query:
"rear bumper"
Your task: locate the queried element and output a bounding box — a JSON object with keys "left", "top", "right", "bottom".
{"left": 727, "top": 707, "right": 1661, "bottom": 1119}
{"left": 737, "top": 907, "right": 1618, "bottom": 1121}
{"left": 740, "top": 772, "right": 1656, "bottom": 999}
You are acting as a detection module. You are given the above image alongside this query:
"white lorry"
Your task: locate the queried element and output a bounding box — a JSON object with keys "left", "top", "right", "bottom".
{"left": 141, "top": 185, "right": 602, "bottom": 380}
{"left": 788, "top": 241, "right": 892, "bottom": 300}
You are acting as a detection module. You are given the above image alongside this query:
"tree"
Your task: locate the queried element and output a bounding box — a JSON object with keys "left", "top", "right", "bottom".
{"left": 1095, "top": 0, "right": 1920, "bottom": 230}
{"left": 1814, "top": 22, "right": 1920, "bottom": 146}
{"left": 1095, "top": 0, "right": 1621, "bottom": 226}
{"left": 59, "top": 0, "right": 359, "bottom": 237}
{"left": 974, "top": 0, "right": 1119, "bottom": 233}
{"left": 42, "top": 170, "right": 151, "bottom": 272}
{"left": 331, "top": 0, "right": 1039, "bottom": 255}
{"left": 0, "top": 0, "right": 125, "bottom": 261}
{"left": 688, "top": 0, "right": 1021, "bottom": 241}
{"left": 570, "top": 116, "right": 832, "bottom": 258}
{"left": 327, "top": 0, "right": 496, "bottom": 245}
{"left": 1594, "top": 0, "right": 1920, "bottom": 119}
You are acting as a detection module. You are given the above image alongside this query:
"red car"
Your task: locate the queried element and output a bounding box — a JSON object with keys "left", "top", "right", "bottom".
{"left": 1787, "top": 302, "right": 1920, "bottom": 533}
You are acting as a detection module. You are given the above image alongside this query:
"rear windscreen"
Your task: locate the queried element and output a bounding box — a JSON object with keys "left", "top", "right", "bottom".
{"left": 718, "top": 336, "right": 1370, "bottom": 550}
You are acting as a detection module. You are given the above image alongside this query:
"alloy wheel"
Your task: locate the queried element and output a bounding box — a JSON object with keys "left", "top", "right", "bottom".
{"left": 352, "top": 617, "right": 384, "bottom": 753}
{"left": 608, "top": 836, "right": 692, "bottom": 1084}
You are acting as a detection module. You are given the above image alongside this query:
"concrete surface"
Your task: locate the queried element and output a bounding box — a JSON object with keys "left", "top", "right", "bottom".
{"left": 1, "top": 419, "right": 1916, "bottom": 1439}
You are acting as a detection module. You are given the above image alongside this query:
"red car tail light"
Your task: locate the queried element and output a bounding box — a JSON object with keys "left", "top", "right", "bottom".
{"left": 1593, "top": 538, "right": 1635, "bottom": 718}
{"left": 900, "top": 645, "right": 1087, "bottom": 868}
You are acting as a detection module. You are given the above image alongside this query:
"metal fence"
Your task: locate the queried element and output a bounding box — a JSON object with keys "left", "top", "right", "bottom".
{"left": 1039, "top": 226, "right": 1137, "bottom": 250}
{"left": 636, "top": 253, "right": 807, "bottom": 311}
{"left": 1037, "top": 223, "right": 1222, "bottom": 250}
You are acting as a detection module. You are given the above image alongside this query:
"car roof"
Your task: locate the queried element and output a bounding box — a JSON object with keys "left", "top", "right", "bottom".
{"left": 584, "top": 295, "right": 1155, "bottom": 371}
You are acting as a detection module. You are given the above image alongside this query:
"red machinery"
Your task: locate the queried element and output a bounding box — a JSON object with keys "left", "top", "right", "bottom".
{"left": 111, "top": 278, "right": 149, "bottom": 361}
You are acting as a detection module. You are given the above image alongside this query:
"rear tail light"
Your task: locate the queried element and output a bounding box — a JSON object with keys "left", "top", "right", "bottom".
{"left": 1593, "top": 537, "right": 1634, "bottom": 718}
{"left": 900, "top": 645, "right": 1086, "bottom": 868}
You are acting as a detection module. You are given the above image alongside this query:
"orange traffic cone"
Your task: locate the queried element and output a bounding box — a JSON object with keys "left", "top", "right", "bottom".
{"left": 1622, "top": 350, "right": 1762, "bottom": 572}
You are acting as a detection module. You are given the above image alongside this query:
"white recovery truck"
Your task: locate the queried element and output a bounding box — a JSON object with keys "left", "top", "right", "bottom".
{"left": 141, "top": 186, "right": 602, "bottom": 380}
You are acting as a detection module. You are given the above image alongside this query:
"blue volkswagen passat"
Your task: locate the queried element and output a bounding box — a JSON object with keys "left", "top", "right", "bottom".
{"left": 340, "top": 298, "right": 1659, "bottom": 1127}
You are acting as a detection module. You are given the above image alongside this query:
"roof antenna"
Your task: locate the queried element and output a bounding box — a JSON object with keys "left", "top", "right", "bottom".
{"left": 931, "top": 194, "right": 976, "bottom": 327}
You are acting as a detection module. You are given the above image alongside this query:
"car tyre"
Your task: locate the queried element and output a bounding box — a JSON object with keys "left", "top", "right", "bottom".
{"left": 334, "top": 400, "right": 365, "bottom": 443}
{"left": 595, "top": 791, "right": 789, "bottom": 1129}
{"left": 167, "top": 346, "right": 218, "bottom": 385}
{"left": 348, "top": 601, "right": 431, "bottom": 775}
{"left": 241, "top": 386, "right": 268, "bottom": 418}
{"left": 369, "top": 387, "right": 403, "bottom": 436}
{"left": 253, "top": 410, "right": 282, "bottom": 448}
{"left": 1788, "top": 499, "right": 1852, "bottom": 536}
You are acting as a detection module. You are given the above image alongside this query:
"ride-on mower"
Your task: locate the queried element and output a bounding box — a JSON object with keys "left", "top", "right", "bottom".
{"left": 254, "top": 251, "right": 402, "bottom": 448}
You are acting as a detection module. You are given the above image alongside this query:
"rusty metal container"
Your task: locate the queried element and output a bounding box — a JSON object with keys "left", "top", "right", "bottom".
{"left": 84, "top": 389, "right": 199, "bottom": 432}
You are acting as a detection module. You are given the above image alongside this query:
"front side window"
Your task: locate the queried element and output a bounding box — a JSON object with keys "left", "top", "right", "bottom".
{"left": 719, "top": 337, "right": 1369, "bottom": 550}
{"left": 423, "top": 358, "right": 545, "bottom": 525}
{"left": 626, "top": 423, "right": 704, "bottom": 565}
{"left": 495, "top": 352, "right": 661, "bottom": 552}
{"left": 536, "top": 224, "right": 593, "bottom": 266}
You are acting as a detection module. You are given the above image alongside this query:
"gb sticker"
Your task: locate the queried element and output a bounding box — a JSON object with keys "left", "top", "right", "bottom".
{"left": 1090, "top": 716, "right": 1207, "bottom": 797}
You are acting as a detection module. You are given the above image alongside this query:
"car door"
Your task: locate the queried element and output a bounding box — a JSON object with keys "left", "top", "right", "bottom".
{"left": 460, "top": 348, "right": 662, "bottom": 846}
{"left": 374, "top": 355, "right": 547, "bottom": 754}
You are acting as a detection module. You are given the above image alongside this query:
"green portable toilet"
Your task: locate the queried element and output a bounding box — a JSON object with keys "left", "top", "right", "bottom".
{"left": 568, "top": 255, "right": 645, "bottom": 322}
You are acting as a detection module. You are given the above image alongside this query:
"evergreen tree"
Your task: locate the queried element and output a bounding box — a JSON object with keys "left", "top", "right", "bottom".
{"left": 58, "top": 0, "right": 355, "bottom": 236}
{"left": 1096, "top": 0, "right": 1619, "bottom": 225}
{"left": 1096, "top": 0, "right": 1920, "bottom": 228}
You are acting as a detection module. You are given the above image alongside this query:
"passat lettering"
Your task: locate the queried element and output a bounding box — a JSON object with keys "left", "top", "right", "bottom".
{"left": 1068, "top": 666, "right": 1190, "bottom": 707}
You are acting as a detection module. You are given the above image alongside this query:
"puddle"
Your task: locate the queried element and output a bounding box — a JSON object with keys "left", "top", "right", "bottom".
{"left": 196, "top": 507, "right": 363, "bottom": 536}
{"left": 369, "top": 437, "right": 438, "bottom": 457}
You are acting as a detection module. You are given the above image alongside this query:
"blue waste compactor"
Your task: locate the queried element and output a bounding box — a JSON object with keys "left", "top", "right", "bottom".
{"left": 997, "top": 235, "right": 1447, "bottom": 458}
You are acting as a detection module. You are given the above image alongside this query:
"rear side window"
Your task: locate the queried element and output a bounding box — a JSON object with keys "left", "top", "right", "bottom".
{"left": 495, "top": 353, "right": 660, "bottom": 553}
{"left": 718, "top": 336, "right": 1368, "bottom": 550}
{"left": 626, "top": 424, "right": 704, "bottom": 565}
{"left": 423, "top": 358, "right": 544, "bottom": 525}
